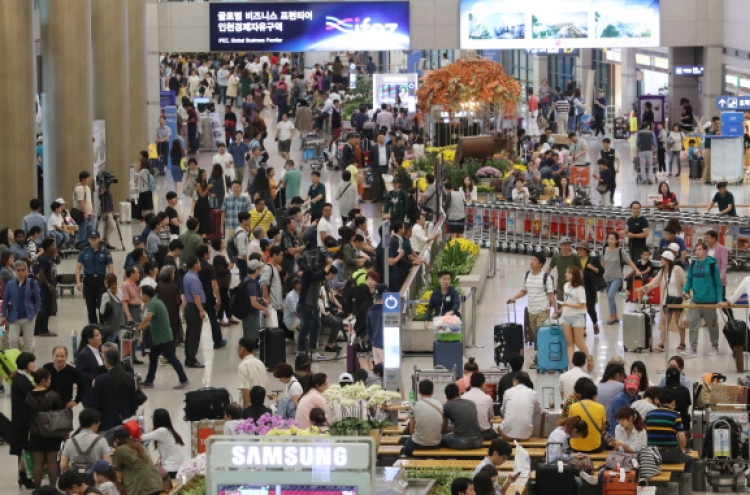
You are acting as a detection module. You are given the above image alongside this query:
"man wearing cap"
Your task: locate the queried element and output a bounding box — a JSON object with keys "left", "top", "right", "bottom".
{"left": 607, "top": 374, "right": 640, "bottom": 436}
{"left": 338, "top": 372, "right": 354, "bottom": 387}
{"left": 366, "top": 283, "right": 389, "bottom": 365}
{"left": 76, "top": 231, "right": 114, "bottom": 324}
{"left": 546, "top": 237, "right": 580, "bottom": 301}
{"left": 618, "top": 201, "right": 650, "bottom": 261}
{"left": 123, "top": 235, "right": 151, "bottom": 271}
{"left": 659, "top": 227, "right": 687, "bottom": 267}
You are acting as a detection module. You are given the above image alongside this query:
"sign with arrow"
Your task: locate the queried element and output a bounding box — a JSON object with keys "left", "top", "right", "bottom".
{"left": 716, "top": 95, "right": 750, "bottom": 111}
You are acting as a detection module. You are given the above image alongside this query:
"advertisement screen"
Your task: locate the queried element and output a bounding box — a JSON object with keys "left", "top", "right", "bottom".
{"left": 209, "top": 2, "right": 410, "bottom": 52}
{"left": 460, "top": 0, "right": 660, "bottom": 49}
{"left": 218, "top": 485, "right": 357, "bottom": 495}
{"left": 372, "top": 74, "right": 418, "bottom": 113}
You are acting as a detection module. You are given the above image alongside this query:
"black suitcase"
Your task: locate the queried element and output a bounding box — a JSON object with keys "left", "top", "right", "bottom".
{"left": 260, "top": 327, "right": 286, "bottom": 371}
{"left": 723, "top": 315, "right": 750, "bottom": 350}
{"left": 0, "top": 411, "right": 11, "bottom": 444}
{"left": 434, "top": 341, "right": 464, "bottom": 379}
{"left": 535, "top": 443, "right": 577, "bottom": 495}
{"left": 184, "top": 387, "right": 231, "bottom": 421}
{"left": 689, "top": 159, "right": 703, "bottom": 179}
{"left": 494, "top": 304, "right": 524, "bottom": 366}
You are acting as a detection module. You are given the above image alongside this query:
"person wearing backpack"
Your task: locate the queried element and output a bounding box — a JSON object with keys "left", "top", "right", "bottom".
{"left": 241, "top": 259, "right": 270, "bottom": 340}
{"left": 230, "top": 212, "right": 251, "bottom": 281}
{"left": 60, "top": 408, "right": 111, "bottom": 478}
{"left": 681, "top": 241, "right": 723, "bottom": 357}
{"left": 135, "top": 152, "right": 155, "bottom": 218}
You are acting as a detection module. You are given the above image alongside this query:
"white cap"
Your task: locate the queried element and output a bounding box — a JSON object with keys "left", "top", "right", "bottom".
{"left": 661, "top": 250, "right": 675, "bottom": 262}
{"left": 338, "top": 373, "right": 353, "bottom": 384}
{"left": 55, "top": 197, "right": 66, "bottom": 204}
{"left": 668, "top": 242, "right": 680, "bottom": 253}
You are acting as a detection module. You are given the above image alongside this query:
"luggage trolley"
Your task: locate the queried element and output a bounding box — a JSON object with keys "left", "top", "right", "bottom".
{"left": 411, "top": 365, "right": 457, "bottom": 405}
{"left": 302, "top": 136, "right": 328, "bottom": 171}
{"left": 702, "top": 408, "right": 750, "bottom": 492}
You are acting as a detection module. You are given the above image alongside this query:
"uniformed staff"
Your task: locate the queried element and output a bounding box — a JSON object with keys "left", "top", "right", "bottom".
{"left": 75, "top": 231, "right": 114, "bottom": 323}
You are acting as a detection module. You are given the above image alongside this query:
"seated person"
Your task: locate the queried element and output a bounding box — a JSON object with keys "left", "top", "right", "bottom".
{"left": 512, "top": 178, "right": 531, "bottom": 203}
{"left": 645, "top": 388, "right": 694, "bottom": 473}
{"left": 472, "top": 439, "right": 519, "bottom": 494}
{"left": 442, "top": 383, "right": 484, "bottom": 450}
{"left": 462, "top": 372, "right": 498, "bottom": 440}
{"left": 223, "top": 403, "right": 243, "bottom": 435}
{"left": 451, "top": 477, "right": 475, "bottom": 495}
{"left": 607, "top": 374, "right": 640, "bottom": 436}
{"left": 242, "top": 386, "right": 273, "bottom": 421}
{"left": 498, "top": 372, "right": 541, "bottom": 441}
{"left": 309, "top": 407, "right": 329, "bottom": 431}
{"left": 402, "top": 379, "right": 444, "bottom": 456}
{"left": 548, "top": 416, "right": 598, "bottom": 485}
{"left": 568, "top": 379, "right": 606, "bottom": 453}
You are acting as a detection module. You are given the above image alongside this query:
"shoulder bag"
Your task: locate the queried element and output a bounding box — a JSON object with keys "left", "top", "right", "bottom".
{"left": 579, "top": 400, "right": 607, "bottom": 447}
{"left": 604, "top": 451, "right": 638, "bottom": 471}
{"left": 34, "top": 408, "right": 74, "bottom": 438}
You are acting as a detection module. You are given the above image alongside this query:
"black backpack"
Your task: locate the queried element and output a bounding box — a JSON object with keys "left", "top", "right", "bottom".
{"left": 229, "top": 277, "right": 254, "bottom": 320}
{"left": 226, "top": 230, "right": 243, "bottom": 262}
{"left": 341, "top": 271, "right": 367, "bottom": 316}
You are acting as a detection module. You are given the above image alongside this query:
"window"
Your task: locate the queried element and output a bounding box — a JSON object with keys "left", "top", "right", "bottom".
{"left": 592, "top": 49, "right": 612, "bottom": 103}
{"left": 547, "top": 56, "right": 576, "bottom": 93}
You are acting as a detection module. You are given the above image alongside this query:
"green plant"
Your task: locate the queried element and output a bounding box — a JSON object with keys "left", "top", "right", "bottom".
{"left": 477, "top": 185, "right": 494, "bottom": 193}
{"left": 405, "top": 467, "right": 466, "bottom": 495}
{"left": 443, "top": 166, "right": 470, "bottom": 189}
{"left": 329, "top": 417, "right": 391, "bottom": 435}
{"left": 435, "top": 242, "right": 477, "bottom": 275}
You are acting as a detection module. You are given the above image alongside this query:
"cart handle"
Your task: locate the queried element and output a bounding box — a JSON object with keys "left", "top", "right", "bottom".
{"left": 666, "top": 304, "right": 749, "bottom": 309}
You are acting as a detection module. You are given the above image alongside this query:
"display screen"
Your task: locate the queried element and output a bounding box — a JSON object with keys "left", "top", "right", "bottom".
{"left": 209, "top": 2, "right": 410, "bottom": 52}
{"left": 218, "top": 485, "right": 357, "bottom": 495}
{"left": 524, "top": 48, "right": 580, "bottom": 55}
{"left": 460, "top": 0, "right": 660, "bottom": 49}
{"left": 372, "top": 74, "right": 418, "bottom": 113}
{"left": 674, "top": 65, "right": 704, "bottom": 76}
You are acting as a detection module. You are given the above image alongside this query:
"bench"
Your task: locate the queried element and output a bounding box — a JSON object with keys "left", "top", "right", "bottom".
{"left": 380, "top": 435, "right": 548, "bottom": 448}
{"left": 410, "top": 447, "right": 547, "bottom": 458}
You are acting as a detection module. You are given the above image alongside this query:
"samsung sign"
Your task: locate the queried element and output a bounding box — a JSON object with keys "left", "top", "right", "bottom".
{"left": 210, "top": 442, "right": 371, "bottom": 470}
{"left": 209, "top": 2, "right": 410, "bottom": 52}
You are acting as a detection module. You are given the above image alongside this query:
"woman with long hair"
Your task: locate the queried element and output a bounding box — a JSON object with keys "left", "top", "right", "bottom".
{"left": 140, "top": 408, "right": 185, "bottom": 478}
{"left": 655, "top": 181, "right": 678, "bottom": 211}
{"left": 11, "top": 352, "right": 36, "bottom": 489}
{"left": 629, "top": 361, "right": 652, "bottom": 393}
{"left": 456, "top": 357, "right": 479, "bottom": 395}
{"left": 555, "top": 176, "right": 575, "bottom": 202}
{"left": 135, "top": 151, "right": 154, "bottom": 217}
{"left": 0, "top": 226, "right": 12, "bottom": 252}
{"left": 193, "top": 168, "right": 212, "bottom": 236}
{"left": 610, "top": 407, "right": 647, "bottom": 452}
{"left": 555, "top": 266, "right": 593, "bottom": 372}
{"left": 574, "top": 242, "right": 604, "bottom": 335}
{"left": 183, "top": 157, "right": 199, "bottom": 214}
{"left": 26, "top": 368, "right": 67, "bottom": 489}
{"left": 461, "top": 176, "right": 477, "bottom": 203}
{"left": 213, "top": 254, "right": 232, "bottom": 326}
{"left": 547, "top": 416, "right": 590, "bottom": 462}
{"left": 641, "top": 251, "right": 687, "bottom": 351}
{"left": 252, "top": 167, "right": 276, "bottom": 215}
{"left": 169, "top": 136, "right": 185, "bottom": 193}
{"left": 112, "top": 427, "right": 164, "bottom": 495}
{"left": 602, "top": 232, "right": 638, "bottom": 325}
{"left": 208, "top": 163, "right": 228, "bottom": 209}
{"left": 295, "top": 373, "right": 329, "bottom": 428}
{"left": 666, "top": 123, "right": 685, "bottom": 176}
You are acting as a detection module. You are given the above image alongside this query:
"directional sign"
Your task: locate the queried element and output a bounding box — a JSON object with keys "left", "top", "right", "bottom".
{"left": 383, "top": 293, "right": 401, "bottom": 313}
{"left": 716, "top": 95, "right": 750, "bottom": 111}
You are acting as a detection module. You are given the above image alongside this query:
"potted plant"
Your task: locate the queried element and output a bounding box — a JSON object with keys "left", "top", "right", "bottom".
{"left": 475, "top": 166, "right": 503, "bottom": 185}
{"left": 490, "top": 177, "right": 505, "bottom": 200}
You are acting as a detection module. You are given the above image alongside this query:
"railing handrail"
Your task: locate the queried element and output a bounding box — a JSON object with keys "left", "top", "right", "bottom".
{"left": 399, "top": 215, "right": 445, "bottom": 299}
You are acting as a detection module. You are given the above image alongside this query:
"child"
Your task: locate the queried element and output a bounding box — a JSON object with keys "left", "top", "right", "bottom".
{"left": 592, "top": 158, "right": 614, "bottom": 206}
{"left": 222, "top": 403, "right": 243, "bottom": 435}
{"left": 687, "top": 139, "right": 703, "bottom": 180}
{"left": 89, "top": 460, "right": 124, "bottom": 495}
{"left": 309, "top": 407, "right": 329, "bottom": 431}
{"left": 99, "top": 273, "right": 125, "bottom": 342}
{"left": 635, "top": 249, "right": 654, "bottom": 283}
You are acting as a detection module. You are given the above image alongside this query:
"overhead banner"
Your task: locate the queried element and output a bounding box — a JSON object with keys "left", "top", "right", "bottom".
{"left": 209, "top": 2, "right": 410, "bottom": 52}
{"left": 460, "top": 0, "right": 660, "bottom": 50}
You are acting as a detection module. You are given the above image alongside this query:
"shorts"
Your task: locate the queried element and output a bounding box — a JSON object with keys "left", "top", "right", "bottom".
{"left": 278, "top": 139, "right": 291, "bottom": 152}
{"left": 447, "top": 218, "right": 465, "bottom": 234}
{"left": 559, "top": 313, "right": 586, "bottom": 328}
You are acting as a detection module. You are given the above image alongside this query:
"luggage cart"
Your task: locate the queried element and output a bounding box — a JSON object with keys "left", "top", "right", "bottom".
{"left": 411, "top": 365, "right": 457, "bottom": 405}
{"left": 302, "top": 136, "right": 327, "bottom": 171}
{"left": 703, "top": 413, "right": 749, "bottom": 492}
{"left": 119, "top": 324, "right": 138, "bottom": 367}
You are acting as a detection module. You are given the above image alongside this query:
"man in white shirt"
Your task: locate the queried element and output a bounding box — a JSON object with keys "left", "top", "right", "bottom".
{"left": 472, "top": 440, "right": 517, "bottom": 495}
{"left": 462, "top": 372, "right": 498, "bottom": 440}
{"left": 568, "top": 132, "right": 589, "bottom": 167}
{"left": 48, "top": 200, "right": 71, "bottom": 247}
{"left": 237, "top": 336, "right": 268, "bottom": 408}
{"left": 558, "top": 351, "right": 589, "bottom": 401}
{"left": 507, "top": 253, "right": 557, "bottom": 367}
{"left": 376, "top": 103, "right": 394, "bottom": 132}
{"left": 498, "top": 372, "right": 541, "bottom": 441}
{"left": 246, "top": 56, "right": 261, "bottom": 75}
{"left": 411, "top": 213, "right": 439, "bottom": 256}
{"left": 275, "top": 113, "right": 296, "bottom": 161}
{"left": 279, "top": 54, "right": 290, "bottom": 69}
{"left": 316, "top": 203, "right": 337, "bottom": 244}
{"left": 259, "top": 53, "right": 270, "bottom": 69}
{"left": 216, "top": 63, "right": 230, "bottom": 105}
{"left": 403, "top": 379, "right": 444, "bottom": 456}
{"left": 74, "top": 171, "right": 94, "bottom": 246}
{"left": 248, "top": 227, "right": 265, "bottom": 257}
{"left": 283, "top": 278, "right": 301, "bottom": 331}
{"left": 212, "top": 142, "right": 234, "bottom": 181}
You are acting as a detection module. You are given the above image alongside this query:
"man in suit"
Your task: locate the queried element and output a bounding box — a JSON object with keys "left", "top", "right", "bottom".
{"left": 75, "top": 325, "right": 105, "bottom": 409}
{"left": 92, "top": 348, "right": 139, "bottom": 431}
{"left": 370, "top": 132, "right": 390, "bottom": 202}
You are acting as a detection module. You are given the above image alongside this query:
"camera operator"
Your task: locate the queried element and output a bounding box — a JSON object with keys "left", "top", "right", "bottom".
{"left": 296, "top": 247, "right": 332, "bottom": 360}
{"left": 97, "top": 172, "right": 117, "bottom": 250}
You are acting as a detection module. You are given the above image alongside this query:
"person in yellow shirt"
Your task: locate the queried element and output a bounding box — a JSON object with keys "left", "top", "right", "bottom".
{"left": 248, "top": 197, "right": 275, "bottom": 235}
{"left": 568, "top": 378, "right": 606, "bottom": 453}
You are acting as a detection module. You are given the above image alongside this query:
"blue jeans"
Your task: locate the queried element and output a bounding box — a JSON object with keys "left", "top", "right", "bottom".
{"left": 440, "top": 434, "right": 483, "bottom": 449}
{"left": 77, "top": 214, "right": 93, "bottom": 245}
{"left": 669, "top": 150, "right": 681, "bottom": 175}
{"left": 605, "top": 279, "right": 622, "bottom": 318}
{"left": 50, "top": 230, "right": 70, "bottom": 248}
{"left": 298, "top": 306, "right": 320, "bottom": 354}
{"left": 402, "top": 438, "right": 440, "bottom": 457}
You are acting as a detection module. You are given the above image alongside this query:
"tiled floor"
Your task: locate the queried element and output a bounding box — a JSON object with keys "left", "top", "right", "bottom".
{"left": 3, "top": 109, "right": 748, "bottom": 492}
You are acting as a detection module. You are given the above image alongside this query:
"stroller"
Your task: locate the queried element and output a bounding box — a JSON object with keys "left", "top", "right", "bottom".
{"left": 702, "top": 416, "right": 749, "bottom": 492}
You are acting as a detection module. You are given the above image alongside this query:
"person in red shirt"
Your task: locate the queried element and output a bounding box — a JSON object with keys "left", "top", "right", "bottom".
{"left": 186, "top": 102, "right": 199, "bottom": 153}
{"left": 655, "top": 181, "right": 678, "bottom": 211}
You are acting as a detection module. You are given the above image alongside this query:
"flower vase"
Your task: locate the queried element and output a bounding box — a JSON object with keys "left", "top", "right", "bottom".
{"left": 479, "top": 178, "right": 492, "bottom": 186}
{"left": 369, "top": 428, "right": 382, "bottom": 449}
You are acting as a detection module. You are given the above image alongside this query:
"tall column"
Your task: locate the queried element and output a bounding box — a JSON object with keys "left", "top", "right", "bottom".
{"left": 701, "top": 45, "right": 724, "bottom": 123}
{"left": 92, "top": 0, "right": 130, "bottom": 202}
{"left": 0, "top": 0, "right": 37, "bottom": 226}
{"left": 39, "top": 0, "right": 93, "bottom": 207}
{"left": 620, "top": 48, "right": 637, "bottom": 115}
{"left": 128, "top": 0, "right": 149, "bottom": 159}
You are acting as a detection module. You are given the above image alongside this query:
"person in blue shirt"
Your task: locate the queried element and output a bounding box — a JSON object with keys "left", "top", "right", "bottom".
{"left": 658, "top": 225, "right": 687, "bottom": 267}
{"left": 228, "top": 130, "right": 250, "bottom": 186}
{"left": 183, "top": 256, "right": 207, "bottom": 368}
{"left": 2, "top": 261, "right": 42, "bottom": 352}
{"left": 366, "top": 283, "right": 388, "bottom": 366}
{"left": 607, "top": 374, "right": 639, "bottom": 436}
{"left": 424, "top": 270, "right": 461, "bottom": 329}
{"left": 75, "top": 231, "right": 114, "bottom": 324}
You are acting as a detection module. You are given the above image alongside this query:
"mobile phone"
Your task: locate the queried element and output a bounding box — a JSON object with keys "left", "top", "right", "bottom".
{"left": 513, "top": 471, "right": 522, "bottom": 477}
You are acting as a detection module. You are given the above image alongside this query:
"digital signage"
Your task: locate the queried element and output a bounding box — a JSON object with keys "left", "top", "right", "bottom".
{"left": 524, "top": 48, "right": 580, "bottom": 55}
{"left": 675, "top": 65, "right": 704, "bottom": 77}
{"left": 209, "top": 2, "right": 410, "bottom": 52}
{"left": 460, "top": 0, "right": 660, "bottom": 50}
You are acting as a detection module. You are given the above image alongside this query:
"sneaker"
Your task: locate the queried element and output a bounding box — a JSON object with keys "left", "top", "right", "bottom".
{"left": 314, "top": 353, "right": 326, "bottom": 360}
{"left": 159, "top": 356, "right": 168, "bottom": 365}
{"left": 580, "top": 471, "right": 599, "bottom": 485}
{"left": 140, "top": 382, "right": 154, "bottom": 388}
{"left": 681, "top": 348, "right": 697, "bottom": 357}
{"left": 709, "top": 347, "right": 719, "bottom": 356}
{"left": 173, "top": 380, "right": 190, "bottom": 390}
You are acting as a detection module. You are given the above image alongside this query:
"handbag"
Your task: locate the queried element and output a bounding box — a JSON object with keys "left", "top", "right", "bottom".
{"left": 136, "top": 387, "right": 148, "bottom": 407}
{"left": 34, "top": 409, "right": 74, "bottom": 438}
{"left": 605, "top": 451, "right": 638, "bottom": 471}
{"left": 567, "top": 455, "right": 595, "bottom": 471}
{"left": 665, "top": 296, "right": 682, "bottom": 307}
{"left": 156, "top": 463, "right": 174, "bottom": 492}
{"left": 637, "top": 447, "right": 662, "bottom": 479}
{"left": 596, "top": 183, "right": 608, "bottom": 194}
{"left": 637, "top": 479, "right": 657, "bottom": 495}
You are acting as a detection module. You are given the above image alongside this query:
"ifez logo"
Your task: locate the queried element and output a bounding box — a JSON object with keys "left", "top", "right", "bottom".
{"left": 325, "top": 16, "right": 398, "bottom": 33}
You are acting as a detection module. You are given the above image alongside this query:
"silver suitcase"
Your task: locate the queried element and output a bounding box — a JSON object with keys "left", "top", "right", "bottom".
{"left": 623, "top": 310, "right": 652, "bottom": 352}
{"left": 540, "top": 409, "right": 562, "bottom": 438}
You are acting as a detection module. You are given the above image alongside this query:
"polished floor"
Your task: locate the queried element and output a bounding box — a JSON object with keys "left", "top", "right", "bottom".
{"left": 3, "top": 110, "right": 749, "bottom": 492}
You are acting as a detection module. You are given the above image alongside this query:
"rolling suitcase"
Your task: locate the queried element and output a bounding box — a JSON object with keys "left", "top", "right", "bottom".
{"left": 602, "top": 469, "right": 638, "bottom": 495}
{"left": 536, "top": 322, "right": 568, "bottom": 372}
{"left": 623, "top": 298, "right": 652, "bottom": 352}
{"left": 536, "top": 442, "right": 578, "bottom": 495}
{"left": 433, "top": 341, "right": 464, "bottom": 379}
{"left": 205, "top": 208, "right": 223, "bottom": 242}
{"left": 689, "top": 159, "right": 703, "bottom": 180}
{"left": 184, "top": 387, "right": 232, "bottom": 421}
{"left": 259, "top": 327, "right": 286, "bottom": 371}
{"left": 494, "top": 303, "right": 524, "bottom": 366}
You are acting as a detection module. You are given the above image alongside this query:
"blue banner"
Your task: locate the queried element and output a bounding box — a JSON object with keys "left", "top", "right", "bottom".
{"left": 209, "top": 2, "right": 410, "bottom": 52}
{"left": 716, "top": 95, "right": 750, "bottom": 111}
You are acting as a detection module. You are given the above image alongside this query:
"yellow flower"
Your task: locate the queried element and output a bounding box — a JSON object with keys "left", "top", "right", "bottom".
{"left": 415, "top": 290, "right": 432, "bottom": 320}
{"left": 446, "top": 238, "right": 480, "bottom": 256}
{"left": 402, "top": 160, "right": 413, "bottom": 169}
{"left": 413, "top": 177, "right": 427, "bottom": 192}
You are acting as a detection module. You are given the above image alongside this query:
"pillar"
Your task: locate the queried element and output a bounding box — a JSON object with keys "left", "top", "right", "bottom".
{"left": 92, "top": 0, "right": 131, "bottom": 202}
{"left": 701, "top": 45, "right": 724, "bottom": 123}
{"left": 620, "top": 48, "right": 637, "bottom": 115}
{"left": 39, "top": 0, "right": 94, "bottom": 207}
{"left": 532, "top": 55, "right": 549, "bottom": 94}
{"left": 0, "top": 0, "right": 37, "bottom": 225}
{"left": 128, "top": 0, "right": 149, "bottom": 159}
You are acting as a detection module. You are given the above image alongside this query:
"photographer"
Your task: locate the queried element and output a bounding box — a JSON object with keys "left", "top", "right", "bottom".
{"left": 296, "top": 248, "right": 331, "bottom": 360}
{"left": 97, "top": 171, "right": 117, "bottom": 250}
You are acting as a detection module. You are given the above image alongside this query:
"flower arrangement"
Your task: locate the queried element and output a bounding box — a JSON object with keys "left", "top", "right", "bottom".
{"left": 413, "top": 177, "right": 428, "bottom": 192}
{"left": 490, "top": 178, "right": 504, "bottom": 193}
{"left": 233, "top": 413, "right": 299, "bottom": 436}
{"left": 323, "top": 383, "right": 401, "bottom": 425}
{"left": 178, "top": 453, "right": 207, "bottom": 479}
{"left": 446, "top": 238, "right": 480, "bottom": 257}
{"left": 414, "top": 289, "right": 433, "bottom": 320}
{"left": 417, "top": 59, "right": 521, "bottom": 111}
{"left": 476, "top": 166, "right": 502, "bottom": 179}
{"left": 264, "top": 425, "right": 326, "bottom": 436}
{"left": 401, "top": 159, "right": 413, "bottom": 169}
{"left": 542, "top": 179, "right": 556, "bottom": 187}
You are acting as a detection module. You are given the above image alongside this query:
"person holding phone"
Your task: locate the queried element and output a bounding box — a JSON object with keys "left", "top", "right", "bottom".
{"left": 472, "top": 439, "right": 519, "bottom": 494}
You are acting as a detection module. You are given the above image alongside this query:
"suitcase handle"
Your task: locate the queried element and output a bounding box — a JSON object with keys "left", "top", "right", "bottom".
{"left": 507, "top": 302, "right": 517, "bottom": 324}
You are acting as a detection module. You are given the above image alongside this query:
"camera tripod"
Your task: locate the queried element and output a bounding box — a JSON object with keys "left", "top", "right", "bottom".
{"left": 97, "top": 204, "right": 126, "bottom": 251}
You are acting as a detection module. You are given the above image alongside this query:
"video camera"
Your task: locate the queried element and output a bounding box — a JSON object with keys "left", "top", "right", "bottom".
{"left": 96, "top": 170, "right": 119, "bottom": 188}
{"left": 300, "top": 247, "right": 328, "bottom": 274}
